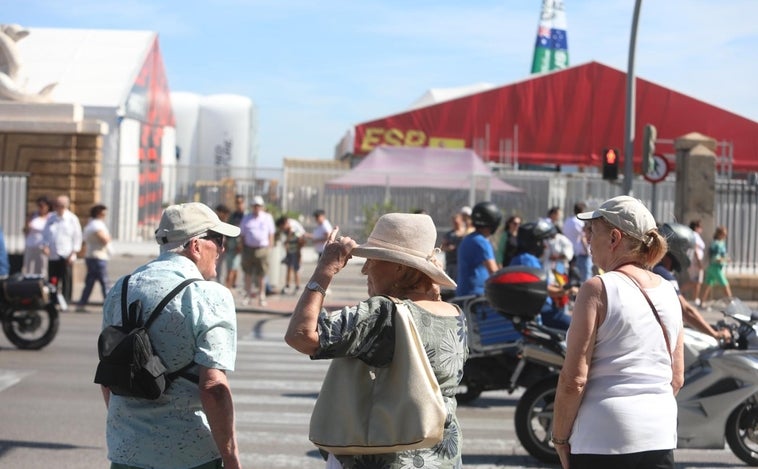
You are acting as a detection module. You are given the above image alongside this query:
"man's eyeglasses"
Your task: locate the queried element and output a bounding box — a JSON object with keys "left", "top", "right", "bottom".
{"left": 199, "top": 232, "right": 225, "bottom": 248}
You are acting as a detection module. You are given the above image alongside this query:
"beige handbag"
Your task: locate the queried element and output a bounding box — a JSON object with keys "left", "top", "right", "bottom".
{"left": 308, "top": 298, "right": 447, "bottom": 455}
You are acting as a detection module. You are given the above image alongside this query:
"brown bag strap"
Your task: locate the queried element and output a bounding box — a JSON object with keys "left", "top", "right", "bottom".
{"left": 615, "top": 270, "right": 672, "bottom": 357}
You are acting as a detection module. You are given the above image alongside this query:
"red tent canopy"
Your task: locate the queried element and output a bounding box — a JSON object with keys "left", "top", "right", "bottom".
{"left": 353, "top": 61, "right": 758, "bottom": 172}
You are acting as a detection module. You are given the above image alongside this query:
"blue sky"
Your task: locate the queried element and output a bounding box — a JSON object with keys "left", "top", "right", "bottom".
{"left": 6, "top": 0, "right": 758, "bottom": 168}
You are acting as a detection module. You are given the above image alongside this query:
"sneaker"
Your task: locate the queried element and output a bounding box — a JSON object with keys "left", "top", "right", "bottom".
{"left": 258, "top": 298, "right": 268, "bottom": 307}
{"left": 75, "top": 304, "right": 87, "bottom": 313}
{"left": 292, "top": 286, "right": 300, "bottom": 296}
{"left": 694, "top": 298, "right": 702, "bottom": 307}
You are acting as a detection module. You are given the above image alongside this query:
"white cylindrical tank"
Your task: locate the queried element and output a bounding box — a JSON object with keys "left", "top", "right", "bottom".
{"left": 197, "top": 94, "right": 254, "bottom": 179}
{"left": 171, "top": 91, "right": 201, "bottom": 193}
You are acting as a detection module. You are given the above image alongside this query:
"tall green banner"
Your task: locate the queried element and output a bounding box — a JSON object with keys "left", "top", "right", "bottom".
{"left": 531, "top": 0, "right": 569, "bottom": 73}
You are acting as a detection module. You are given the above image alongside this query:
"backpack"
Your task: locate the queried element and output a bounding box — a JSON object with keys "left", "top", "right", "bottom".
{"left": 94, "top": 275, "right": 200, "bottom": 399}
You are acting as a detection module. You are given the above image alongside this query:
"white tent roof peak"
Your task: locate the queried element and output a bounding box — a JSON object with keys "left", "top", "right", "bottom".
{"left": 408, "top": 82, "right": 496, "bottom": 110}
{"left": 15, "top": 27, "right": 157, "bottom": 109}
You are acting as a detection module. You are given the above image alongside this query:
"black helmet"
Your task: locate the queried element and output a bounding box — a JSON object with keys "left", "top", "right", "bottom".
{"left": 517, "top": 219, "right": 558, "bottom": 256}
{"left": 660, "top": 222, "right": 695, "bottom": 272}
{"left": 471, "top": 201, "right": 502, "bottom": 232}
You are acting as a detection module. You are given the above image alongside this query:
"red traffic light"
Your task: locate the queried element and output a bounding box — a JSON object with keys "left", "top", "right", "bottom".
{"left": 604, "top": 148, "right": 618, "bottom": 164}
{"left": 602, "top": 148, "right": 619, "bottom": 180}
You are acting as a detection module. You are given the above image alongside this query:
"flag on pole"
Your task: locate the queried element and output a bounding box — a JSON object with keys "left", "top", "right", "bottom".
{"left": 531, "top": 0, "right": 569, "bottom": 74}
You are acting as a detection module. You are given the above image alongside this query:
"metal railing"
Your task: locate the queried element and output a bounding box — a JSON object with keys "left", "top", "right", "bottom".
{"left": 2, "top": 167, "right": 756, "bottom": 273}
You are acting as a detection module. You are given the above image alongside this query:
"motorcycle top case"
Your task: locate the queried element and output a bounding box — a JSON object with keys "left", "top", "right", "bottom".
{"left": 485, "top": 266, "right": 548, "bottom": 319}
{"left": 0, "top": 274, "right": 50, "bottom": 307}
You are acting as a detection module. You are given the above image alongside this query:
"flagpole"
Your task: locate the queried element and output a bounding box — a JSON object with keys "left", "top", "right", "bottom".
{"left": 623, "top": 0, "right": 643, "bottom": 195}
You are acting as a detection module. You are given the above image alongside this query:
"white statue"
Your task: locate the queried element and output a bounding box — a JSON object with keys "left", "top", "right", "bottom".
{"left": 0, "top": 23, "right": 57, "bottom": 102}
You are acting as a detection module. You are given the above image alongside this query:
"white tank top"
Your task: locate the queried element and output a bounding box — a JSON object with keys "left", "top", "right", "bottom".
{"left": 570, "top": 271, "right": 682, "bottom": 454}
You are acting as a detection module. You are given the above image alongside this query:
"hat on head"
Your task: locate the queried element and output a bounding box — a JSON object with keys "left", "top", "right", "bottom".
{"left": 155, "top": 202, "right": 241, "bottom": 246}
{"left": 251, "top": 195, "right": 265, "bottom": 206}
{"left": 460, "top": 206, "right": 472, "bottom": 216}
{"left": 577, "top": 195, "right": 656, "bottom": 242}
{"left": 351, "top": 213, "right": 456, "bottom": 288}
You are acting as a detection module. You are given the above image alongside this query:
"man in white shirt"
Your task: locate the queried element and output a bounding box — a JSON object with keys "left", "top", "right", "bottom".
{"left": 239, "top": 196, "right": 275, "bottom": 306}
{"left": 310, "top": 209, "right": 333, "bottom": 258}
{"left": 562, "top": 202, "right": 593, "bottom": 283}
{"left": 42, "top": 194, "right": 82, "bottom": 301}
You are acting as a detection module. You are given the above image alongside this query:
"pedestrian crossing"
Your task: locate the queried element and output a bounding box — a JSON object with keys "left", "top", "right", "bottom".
{"left": 230, "top": 325, "right": 531, "bottom": 468}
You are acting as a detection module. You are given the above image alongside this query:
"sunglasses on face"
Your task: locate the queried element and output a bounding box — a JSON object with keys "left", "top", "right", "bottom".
{"left": 197, "top": 232, "right": 225, "bottom": 248}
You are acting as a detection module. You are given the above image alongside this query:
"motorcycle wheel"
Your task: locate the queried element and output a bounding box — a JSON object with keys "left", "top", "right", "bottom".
{"left": 514, "top": 374, "right": 560, "bottom": 464}
{"left": 725, "top": 396, "right": 758, "bottom": 466}
{"left": 2, "top": 303, "right": 60, "bottom": 350}
{"left": 455, "top": 375, "right": 483, "bottom": 404}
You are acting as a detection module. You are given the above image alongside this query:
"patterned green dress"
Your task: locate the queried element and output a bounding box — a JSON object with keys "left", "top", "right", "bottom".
{"left": 313, "top": 296, "right": 469, "bottom": 469}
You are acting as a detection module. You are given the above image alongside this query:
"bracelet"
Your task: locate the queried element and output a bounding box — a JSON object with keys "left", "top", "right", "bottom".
{"left": 550, "top": 433, "right": 570, "bottom": 446}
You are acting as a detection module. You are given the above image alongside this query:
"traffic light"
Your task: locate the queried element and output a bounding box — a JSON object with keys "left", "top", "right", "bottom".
{"left": 602, "top": 148, "right": 619, "bottom": 180}
{"left": 642, "top": 124, "right": 657, "bottom": 175}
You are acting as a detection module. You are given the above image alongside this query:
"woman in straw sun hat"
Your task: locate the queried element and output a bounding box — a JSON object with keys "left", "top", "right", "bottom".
{"left": 552, "top": 195, "right": 684, "bottom": 469}
{"left": 285, "top": 212, "right": 468, "bottom": 468}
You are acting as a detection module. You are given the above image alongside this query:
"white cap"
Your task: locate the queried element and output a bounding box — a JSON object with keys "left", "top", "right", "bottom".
{"left": 251, "top": 195, "right": 265, "bottom": 206}
{"left": 577, "top": 195, "right": 656, "bottom": 242}
{"left": 155, "top": 202, "right": 240, "bottom": 246}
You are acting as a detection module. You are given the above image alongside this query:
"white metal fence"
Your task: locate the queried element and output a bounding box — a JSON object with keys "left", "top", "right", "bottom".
{"left": 2, "top": 167, "right": 756, "bottom": 273}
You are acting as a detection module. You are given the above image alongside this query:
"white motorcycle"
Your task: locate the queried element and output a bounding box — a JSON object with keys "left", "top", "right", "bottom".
{"left": 499, "top": 290, "right": 758, "bottom": 466}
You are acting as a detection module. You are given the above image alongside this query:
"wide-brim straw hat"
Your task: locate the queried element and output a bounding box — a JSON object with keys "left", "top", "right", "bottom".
{"left": 351, "top": 213, "right": 456, "bottom": 288}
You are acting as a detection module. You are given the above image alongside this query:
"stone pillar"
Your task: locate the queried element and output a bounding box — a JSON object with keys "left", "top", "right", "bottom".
{"left": 674, "top": 132, "right": 717, "bottom": 241}
{"left": 0, "top": 102, "right": 108, "bottom": 221}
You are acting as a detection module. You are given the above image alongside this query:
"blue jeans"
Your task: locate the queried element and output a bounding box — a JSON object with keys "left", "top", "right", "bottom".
{"left": 78, "top": 258, "right": 110, "bottom": 305}
{"left": 574, "top": 254, "right": 593, "bottom": 283}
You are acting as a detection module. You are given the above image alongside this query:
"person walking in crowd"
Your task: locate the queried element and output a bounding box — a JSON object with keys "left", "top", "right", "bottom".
{"left": 456, "top": 201, "right": 502, "bottom": 296}
{"left": 509, "top": 219, "right": 573, "bottom": 330}
{"left": 23, "top": 196, "right": 53, "bottom": 276}
{"left": 0, "top": 225, "right": 9, "bottom": 277}
{"left": 685, "top": 219, "right": 706, "bottom": 306}
{"left": 100, "top": 202, "right": 242, "bottom": 469}
{"left": 553, "top": 196, "right": 684, "bottom": 469}
{"left": 42, "top": 195, "right": 82, "bottom": 302}
{"left": 239, "top": 195, "right": 275, "bottom": 306}
{"left": 562, "top": 202, "right": 592, "bottom": 283}
{"left": 75, "top": 204, "right": 111, "bottom": 312}
{"left": 285, "top": 213, "right": 467, "bottom": 468}
{"left": 441, "top": 206, "right": 472, "bottom": 282}
{"left": 214, "top": 203, "right": 232, "bottom": 283}
{"left": 225, "top": 194, "right": 246, "bottom": 289}
{"left": 499, "top": 215, "right": 522, "bottom": 267}
{"left": 656, "top": 223, "right": 731, "bottom": 343}
{"left": 309, "top": 209, "right": 333, "bottom": 258}
{"left": 700, "top": 224, "right": 733, "bottom": 304}
{"left": 276, "top": 215, "right": 306, "bottom": 295}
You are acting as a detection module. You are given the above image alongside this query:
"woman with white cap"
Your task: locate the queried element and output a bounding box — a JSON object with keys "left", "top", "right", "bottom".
{"left": 552, "top": 196, "right": 684, "bottom": 469}
{"left": 285, "top": 213, "right": 468, "bottom": 468}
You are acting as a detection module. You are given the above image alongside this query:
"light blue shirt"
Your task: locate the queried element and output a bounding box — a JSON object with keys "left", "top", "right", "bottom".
{"left": 101, "top": 252, "right": 237, "bottom": 469}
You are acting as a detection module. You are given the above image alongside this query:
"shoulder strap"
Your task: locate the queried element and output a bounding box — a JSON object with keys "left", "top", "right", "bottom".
{"left": 615, "top": 270, "right": 672, "bottom": 357}
{"left": 143, "top": 278, "right": 200, "bottom": 329}
{"left": 120, "top": 275, "right": 131, "bottom": 327}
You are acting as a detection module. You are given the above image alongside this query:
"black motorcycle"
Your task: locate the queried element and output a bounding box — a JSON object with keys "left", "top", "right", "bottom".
{"left": 0, "top": 273, "right": 65, "bottom": 349}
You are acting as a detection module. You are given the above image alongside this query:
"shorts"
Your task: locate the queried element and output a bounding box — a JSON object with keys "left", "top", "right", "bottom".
{"left": 241, "top": 245, "right": 270, "bottom": 278}
{"left": 225, "top": 252, "right": 241, "bottom": 272}
{"left": 282, "top": 252, "right": 301, "bottom": 271}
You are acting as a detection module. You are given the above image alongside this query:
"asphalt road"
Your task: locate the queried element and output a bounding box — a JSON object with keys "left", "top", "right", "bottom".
{"left": 0, "top": 245, "right": 752, "bottom": 468}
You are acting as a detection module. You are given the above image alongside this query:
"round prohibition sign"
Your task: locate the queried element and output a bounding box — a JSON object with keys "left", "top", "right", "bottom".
{"left": 644, "top": 154, "right": 670, "bottom": 183}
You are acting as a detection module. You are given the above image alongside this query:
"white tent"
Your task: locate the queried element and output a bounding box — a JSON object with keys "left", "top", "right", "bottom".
{"left": 326, "top": 146, "right": 521, "bottom": 193}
